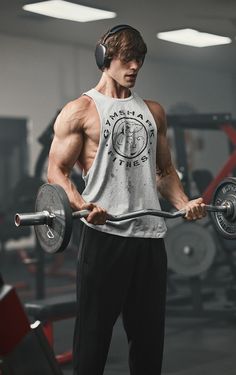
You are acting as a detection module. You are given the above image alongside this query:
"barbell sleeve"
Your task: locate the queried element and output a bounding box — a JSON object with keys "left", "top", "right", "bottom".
{"left": 15, "top": 211, "right": 54, "bottom": 227}
{"left": 205, "top": 204, "right": 228, "bottom": 213}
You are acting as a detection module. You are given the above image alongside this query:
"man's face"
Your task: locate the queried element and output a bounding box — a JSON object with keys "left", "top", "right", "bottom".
{"left": 107, "top": 56, "right": 143, "bottom": 88}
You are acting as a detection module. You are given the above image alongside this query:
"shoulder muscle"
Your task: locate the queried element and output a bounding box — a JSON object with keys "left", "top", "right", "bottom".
{"left": 54, "top": 95, "right": 94, "bottom": 137}
{"left": 144, "top": 99, "right": 167, "bottom": 134}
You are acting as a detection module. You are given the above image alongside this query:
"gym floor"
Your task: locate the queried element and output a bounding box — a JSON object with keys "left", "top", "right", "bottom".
{"left": 57, "top": 313, "right": 236, "bottom": 375}
{"left": 2, "top": 244, "right": 236, "bottom": 375}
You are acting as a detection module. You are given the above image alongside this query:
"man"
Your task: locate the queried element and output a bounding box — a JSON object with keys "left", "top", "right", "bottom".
{"left": 47, "top": 25, "right": 205, "bottom": 375}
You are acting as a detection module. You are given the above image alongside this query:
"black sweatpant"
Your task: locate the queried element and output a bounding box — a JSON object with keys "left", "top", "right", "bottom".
{"left": 73, "top": 225, "right": 167, "bottom": 375}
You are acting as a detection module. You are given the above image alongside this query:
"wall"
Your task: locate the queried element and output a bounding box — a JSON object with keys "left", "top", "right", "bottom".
{"left": 137, "top": 59, "right": 235, "bottom": 115}
{"left": 0, "top": 33, "right": 235, "bottom": 177}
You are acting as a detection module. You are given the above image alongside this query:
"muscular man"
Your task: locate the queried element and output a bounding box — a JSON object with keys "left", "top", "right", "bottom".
{"left": 48, "top": 25, "right": 205, "bottom": 375}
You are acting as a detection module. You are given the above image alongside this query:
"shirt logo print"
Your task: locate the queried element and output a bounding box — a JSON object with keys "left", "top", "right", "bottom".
{"left": 112, "top": 117, "right": 148, "bottom": 159}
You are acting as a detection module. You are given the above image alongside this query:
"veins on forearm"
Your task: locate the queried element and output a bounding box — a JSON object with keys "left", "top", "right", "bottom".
{"left": 156, "top": 166, "right": 189, "bottom": 209}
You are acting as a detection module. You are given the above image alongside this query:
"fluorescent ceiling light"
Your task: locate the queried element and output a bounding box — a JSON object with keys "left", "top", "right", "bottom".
{"left": 157, "top": 28, "right": 232, "bottom": 47}
{"left": 23, "top": 0, "right": 116, "bottom": 22}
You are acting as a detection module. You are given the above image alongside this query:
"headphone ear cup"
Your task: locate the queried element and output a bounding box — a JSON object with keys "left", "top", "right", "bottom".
{"left": 95, "top": 43, "right": 107, "bottom": 70}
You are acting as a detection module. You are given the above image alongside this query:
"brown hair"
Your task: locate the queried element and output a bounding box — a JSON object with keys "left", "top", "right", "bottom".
{"left": 98, "top": 27, "right": 147, "bottom": 65}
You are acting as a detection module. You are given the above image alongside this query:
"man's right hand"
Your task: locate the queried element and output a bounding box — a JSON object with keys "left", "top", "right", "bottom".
{"left": 80, "top": 202, "right": 108, "bottom": 225}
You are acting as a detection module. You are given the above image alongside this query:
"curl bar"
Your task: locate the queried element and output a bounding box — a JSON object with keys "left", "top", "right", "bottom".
{"left": 14, "top": 178, "right": 236, "bottom": 254}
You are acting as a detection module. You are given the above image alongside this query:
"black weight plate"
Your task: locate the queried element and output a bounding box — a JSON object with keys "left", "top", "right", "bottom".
{"left": 165, "top": 222, "right": 216, "bottom": 277}
{"left": 34, "top": 184, "right": 72, "bottom": 254}
{"left": 211, "top": 177, "right": 236, "bottom": 239}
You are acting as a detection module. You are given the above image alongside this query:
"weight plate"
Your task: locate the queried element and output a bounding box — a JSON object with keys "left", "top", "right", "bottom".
{"left": 211, "top": 177, "right": 236, "bottom": 239}
{"left": 165, "top": 222, "right": 216, "bottom": 276}
{"left": 34, "top": 184, "right": 72, "bottom": 254}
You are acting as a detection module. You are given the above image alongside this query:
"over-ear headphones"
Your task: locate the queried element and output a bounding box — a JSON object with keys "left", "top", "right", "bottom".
{"left": 95, "top": 24, "right": 141, "bottom": 70}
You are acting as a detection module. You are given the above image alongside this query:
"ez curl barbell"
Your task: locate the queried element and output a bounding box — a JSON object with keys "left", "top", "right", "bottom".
{"left": 14, "top": 177, "right": 236, "bottom": 254}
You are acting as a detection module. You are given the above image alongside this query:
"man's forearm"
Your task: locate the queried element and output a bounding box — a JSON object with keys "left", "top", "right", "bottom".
{"left": 157, "top": 167, "right": 189, "bottom": 210}
{"left": 47, "top": 164, "right": 85, "bottom": 211}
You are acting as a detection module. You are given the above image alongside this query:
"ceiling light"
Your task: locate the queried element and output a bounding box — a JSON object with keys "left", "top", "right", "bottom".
{"left": 157, "top": 28, "right": 232, "bottom": 47}
{"left": 23, "top": 0, "right": 116, "bottom": 22}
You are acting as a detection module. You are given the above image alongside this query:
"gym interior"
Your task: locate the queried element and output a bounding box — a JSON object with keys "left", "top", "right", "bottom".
{"left": 1, "top": 1, "right": 236, "bottom": 374}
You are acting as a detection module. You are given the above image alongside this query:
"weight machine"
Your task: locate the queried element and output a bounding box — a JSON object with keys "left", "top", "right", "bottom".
{"left": 166, "top": 112, "right": 236, "bottom": 315}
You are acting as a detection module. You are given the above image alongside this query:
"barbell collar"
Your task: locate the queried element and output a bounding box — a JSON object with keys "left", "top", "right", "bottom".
{"left": 15, "top": 211, "right": 54, "bottom": 227}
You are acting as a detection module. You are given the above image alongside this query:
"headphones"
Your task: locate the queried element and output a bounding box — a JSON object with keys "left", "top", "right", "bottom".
{"left": 95, "top": 24, "right": 142, "bottom": 70}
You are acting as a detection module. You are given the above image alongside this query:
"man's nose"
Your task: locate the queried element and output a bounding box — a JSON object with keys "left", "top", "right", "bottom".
{"left": 129, "top": 59, "right": 142, "bottom": 69}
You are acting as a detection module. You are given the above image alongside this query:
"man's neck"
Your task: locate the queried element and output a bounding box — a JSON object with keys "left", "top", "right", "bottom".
{"left": 95, "top": 74, "right": 131, "bottom": 99}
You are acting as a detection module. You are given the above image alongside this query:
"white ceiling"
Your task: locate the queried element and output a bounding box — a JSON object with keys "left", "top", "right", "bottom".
{"left": 1, "top": 0, "right": 236, "bottom": 72}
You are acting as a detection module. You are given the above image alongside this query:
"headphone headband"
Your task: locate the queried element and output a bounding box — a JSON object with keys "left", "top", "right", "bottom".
{"left": 102, "top": 24, "right": 140, "bottom": 44}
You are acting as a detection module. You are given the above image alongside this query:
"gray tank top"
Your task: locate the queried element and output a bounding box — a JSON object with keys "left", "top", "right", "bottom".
{"left": 81, "top": 88, "right": 167, "bottom": 238}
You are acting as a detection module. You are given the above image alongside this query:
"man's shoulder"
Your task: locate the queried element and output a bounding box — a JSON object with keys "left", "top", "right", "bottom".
{"left": 63, "top": 94, "right": 94, "bottom": 114}
{"left": 144, "top": 99, "right": 165, "bottom": 114}
{"left": 144, "top": 99, "right": 166, "bottom": 125}
{"left": 55, "top": 94, "right": 95, "bottom": 133}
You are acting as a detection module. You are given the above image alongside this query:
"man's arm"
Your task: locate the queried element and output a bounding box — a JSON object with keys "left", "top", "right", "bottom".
{"left": 146, "top": 100, "right": 205, "bottom": 220}
{"left": 47, "top": 97, "right": 107, "bottom": 224}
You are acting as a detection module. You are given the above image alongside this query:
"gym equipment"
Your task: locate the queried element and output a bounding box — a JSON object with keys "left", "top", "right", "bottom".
{"left": 25, "top": 293, "right": 76, "bottom": 365}
{"left": 0, "top": 274, "right": 30, "bottom": 356}
{"left": 211, "top": 177, "right": 236, "bottom": 239}
{"left": 1, "top": 323, "right": 63, "bottom": 375}
{"left": 167, "top": 113, "right": 236, "bottom": 204}
{"left": 95, "top": 24, "right": 144, "bottom": 70}
{"left": 0, "top": 275, "right": 63, "bottom": 374}
{"left": 3, "top": 176, "right": 46, "bottom": 299}
{"left": 15, "top": 178, "right": 236, "bottom": 255}
{"left": 165, "top": 222, "right": 216, "bottom": 276}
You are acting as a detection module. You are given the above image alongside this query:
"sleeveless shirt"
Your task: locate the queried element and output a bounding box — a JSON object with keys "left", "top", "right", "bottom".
{"left": 81, "top": 88, "right": 167, "bottom": 238}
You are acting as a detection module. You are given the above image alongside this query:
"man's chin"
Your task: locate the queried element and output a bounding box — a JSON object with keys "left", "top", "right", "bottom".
{"left": 124, "top": 81, "right": 136, "bottom": 88}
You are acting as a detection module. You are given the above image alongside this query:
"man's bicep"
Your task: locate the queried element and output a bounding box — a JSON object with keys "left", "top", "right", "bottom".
{"left": 48, "top": 130, "right": 83, "bottom": 177}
